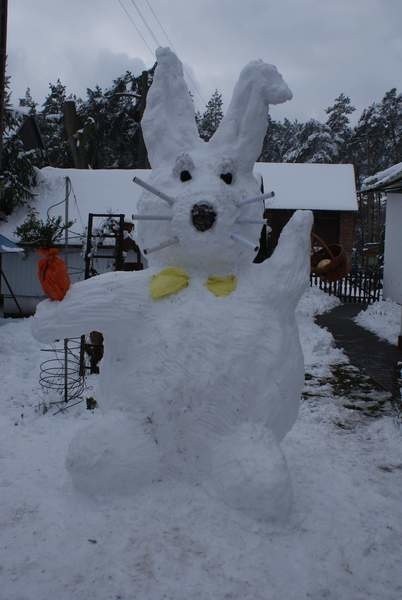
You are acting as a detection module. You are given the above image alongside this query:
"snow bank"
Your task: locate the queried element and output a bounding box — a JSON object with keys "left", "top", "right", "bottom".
{"left": 297, "top": 286, "right": 345, "bottom": 377}
{"left": 0, "top": 317, "right": 43, "bottom": 421}
{"left": 355, "top": 299, "right": 401, "bottom": 345}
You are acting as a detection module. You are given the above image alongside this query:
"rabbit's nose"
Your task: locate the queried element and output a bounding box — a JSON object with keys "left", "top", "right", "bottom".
{"left": 191, "top": 203, "right": 217, "bottom": 232}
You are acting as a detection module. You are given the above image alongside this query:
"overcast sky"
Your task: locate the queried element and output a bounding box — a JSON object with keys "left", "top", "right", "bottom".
{"left": 7, "top": 0, "right": 402, "bottom": 123}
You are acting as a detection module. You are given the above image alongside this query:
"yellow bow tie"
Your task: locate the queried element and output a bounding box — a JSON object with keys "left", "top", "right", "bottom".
{"left": 150, "top": 267, "right": 237, "bottom": 300}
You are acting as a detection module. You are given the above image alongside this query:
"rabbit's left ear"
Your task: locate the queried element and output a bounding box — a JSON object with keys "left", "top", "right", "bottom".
{"left": 142, "top": 47, "right": 202, "bottom": 168}
{"left": 210, "top": 60, "right": 292, "bottom": 172}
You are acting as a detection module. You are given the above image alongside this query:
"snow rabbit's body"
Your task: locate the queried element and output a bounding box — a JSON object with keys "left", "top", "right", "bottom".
{"left": 32, "top": 48, "right": 312, "bottom": 520}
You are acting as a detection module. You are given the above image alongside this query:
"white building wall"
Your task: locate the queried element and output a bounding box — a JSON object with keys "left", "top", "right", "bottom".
{"left": 1, "top": 247, "right": 115, "bottom": 316}
{"left": 383, "top": 192, "right": 402, "bottom": 303}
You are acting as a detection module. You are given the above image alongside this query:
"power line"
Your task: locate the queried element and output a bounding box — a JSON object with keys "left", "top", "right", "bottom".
{"left": 143, "top": 0, "right": 175, "bottom": 49}
{"left": 129, "top": 0, "right": 160, "bottom": 48}
{"left": 141, "top": 0, "right": 205, "bottom": 105}
{"left": 116, "top": 0, "right": 154, "bottom": 58}
{"left": 119, "top": 0, "right": 205, "bottom": 106}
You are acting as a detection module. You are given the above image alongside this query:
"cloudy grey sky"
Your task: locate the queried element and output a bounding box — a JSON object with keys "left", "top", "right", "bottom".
{"left": 7, "top": 0, "right": 402, "bottom": 122}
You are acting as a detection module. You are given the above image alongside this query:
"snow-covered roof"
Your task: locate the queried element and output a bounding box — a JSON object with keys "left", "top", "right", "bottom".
{"left": 256, "top": 162, "right": 357, "bottom": 211}
{"left": 0, "top": 167, "right": 150, "bottom": 243}
{"left": 0, "top": 162, "right": 357, "bottom": 243}
{"left": 0, "top": 233, "right": 23, "bottom": 253}
{"left": 361, "top": 162, "right": 402, "bottom": 193}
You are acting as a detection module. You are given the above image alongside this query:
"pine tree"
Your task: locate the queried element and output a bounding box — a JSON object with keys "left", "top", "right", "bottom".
{"left": 42, "top": 79, "right": 67, "bottom": 116}
{"left": 198, "top": 90, "right": 223, "bottom": 141}
{"left": 259, "top": 116, "right": 284, "bottom": 162}
{"left": 39, "top": 79, "right": 73, "bottom": 167}
{"left": 106, "top": 71, "right": 143, "bottom": 168}
{"left": 351, "top": 103, "right": 385, "bottom": 181}
{"left": 325, "top": 93, "right": 355, "bottom": 162}
{"left": 259, "top": 117, "right": 301, "bottom": 163}
{"left": 283, "top": 119, "right": 337, "bottom": 163}
{"left": 79, "top": 66, "right": 155, "bottom": 168}
{"left": 380, "top": 88, "right": 402, "bottom": 166}
{"left": 326, "top": 93, "right": 355, "bottom": 135}
{"left": 3, "top": 74, "right": 18, "bottom": 132}
{"left": 0, "top": 77, "right": 40, "bottom": 216}
{"left": 19, "top": 87, "right": 37, "bottom": 115}
{"left": 80, "top": 85, "right": 111, "bottom": 168}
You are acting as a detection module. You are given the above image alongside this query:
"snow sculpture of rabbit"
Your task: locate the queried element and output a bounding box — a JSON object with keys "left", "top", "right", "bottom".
{"left": 32, "top": 48, "right": 312, "bottom": 520}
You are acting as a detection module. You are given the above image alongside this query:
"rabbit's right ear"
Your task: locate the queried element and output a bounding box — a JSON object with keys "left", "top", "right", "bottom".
{"left": 142, "top": 47, "right": 202, "bottom": 168}
{"left": 210, "top": 60, "right": 292, "bottom": 173}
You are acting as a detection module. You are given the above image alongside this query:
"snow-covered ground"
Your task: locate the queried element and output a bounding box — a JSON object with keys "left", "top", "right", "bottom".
{"left": 355, "top": 299, "right": 401, "bottom": 346}
{"left": 1, "top": 288, "right": 402, "bottom": 600}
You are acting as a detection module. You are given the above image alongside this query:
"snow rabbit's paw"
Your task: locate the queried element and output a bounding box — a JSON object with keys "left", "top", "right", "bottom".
{"left": 66, "top": 412, "right": 161, "bottom": 496}
{"left": 210, "top": 423, "right": 292, "bottom": 521}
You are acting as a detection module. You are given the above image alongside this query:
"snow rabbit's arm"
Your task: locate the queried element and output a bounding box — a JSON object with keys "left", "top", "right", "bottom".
{"left": 31, "top": 271, "right": 144, "bottom": 343}
{"left": 266, "top": 210, "right": 313, "bottom": 307}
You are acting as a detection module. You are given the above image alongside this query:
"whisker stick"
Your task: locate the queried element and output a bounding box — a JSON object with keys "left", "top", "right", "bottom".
{"left": 230, "top": 232, "right": 259, "bottom": 252}
{"left": 133, "top": 177, "right": 175, "bottom": 207}
{"left": 143, "top": 237, "right": 179, "bottom": 255}
{"left": 238, "top": 191, "right": 275, "bottom": 208}
{"left": 131, "top": 214, "right": 173, "bottom": 221}
{"left": 235, "top": 218, "right": 266, "bottom": 225}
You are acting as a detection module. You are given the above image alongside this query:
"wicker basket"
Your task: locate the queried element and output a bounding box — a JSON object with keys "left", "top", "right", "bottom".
{"left": 311, "top": 233, "right": 350, "bottom": 282}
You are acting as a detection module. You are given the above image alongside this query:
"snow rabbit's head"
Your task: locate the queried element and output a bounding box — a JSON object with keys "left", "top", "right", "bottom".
{"left": 137, "top": 48, "right": 292, "bottom": 272}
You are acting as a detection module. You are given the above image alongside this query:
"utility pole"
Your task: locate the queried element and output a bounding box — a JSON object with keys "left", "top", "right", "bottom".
{"left": 0, "top": 0, "right": 7, "bottom": 162}
{"left": 0, "top": 0, "right": 8, "bottom": 185}
{"left": 133, "top": 64, "right": 156, "bottom": 169}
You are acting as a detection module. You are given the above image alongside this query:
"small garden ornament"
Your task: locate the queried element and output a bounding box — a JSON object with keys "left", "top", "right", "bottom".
{"left": 32, "top": 48, "right": 313, "bottom": 520}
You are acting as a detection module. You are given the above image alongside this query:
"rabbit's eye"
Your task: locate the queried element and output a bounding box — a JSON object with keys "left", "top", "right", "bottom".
{"left": 180, "top": 170, "right": 192, "bottom": 182}
{"left": 220, "top": 173, "right": 233, "bottom": 185}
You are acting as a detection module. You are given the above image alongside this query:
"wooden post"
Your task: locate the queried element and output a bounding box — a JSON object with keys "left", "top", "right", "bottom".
{"left": 64, "top": 177, "right": 70, "bottom": 267}
{"left": 63, "top": 100, "right": 88, "bottom": 168}
{"left": 0, "top": 0, "right": 8, "bottom": 208}
{"left": 399, "top": 307, "right": 402, "bottom": 351}
{"left": 133, "top": 66, "right": 156, "bottom": 169}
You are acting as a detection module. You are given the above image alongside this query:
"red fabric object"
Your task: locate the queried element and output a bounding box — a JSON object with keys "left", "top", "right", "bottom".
{"left": 37, "top": 248, "right": 71, "bottom": 301}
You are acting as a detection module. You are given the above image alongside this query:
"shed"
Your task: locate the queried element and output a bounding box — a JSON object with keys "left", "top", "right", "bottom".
{"left": 0, "top": 234, "right": 24, "bottom": 315}
{"left": 255, "top": 162, "right": 358, "bottom": 259}
{"left": 362, "top": 162, "right": 402, "bottom": 302}
{"left": 362, "top": 162, "right": 402, "bottom": 348}
{"left": 1, "top": 162, "right": 358, "bottom": 316}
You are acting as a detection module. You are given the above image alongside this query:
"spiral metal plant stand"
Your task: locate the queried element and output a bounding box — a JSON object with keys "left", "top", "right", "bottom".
{"left": 39, "top": 337, "right": 86, "bottom": 408}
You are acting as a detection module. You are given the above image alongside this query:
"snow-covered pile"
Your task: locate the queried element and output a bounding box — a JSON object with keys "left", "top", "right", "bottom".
{"left": 355, "top": 299, "right": 401, "bottom": 345}
{"left": 362, "top": 161, "right": 402, "bottom": 191}
{"left": 297, "top": 286, "right": 345, "bottom": 377}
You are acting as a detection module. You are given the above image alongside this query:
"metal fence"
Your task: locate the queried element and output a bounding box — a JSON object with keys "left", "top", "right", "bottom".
{"left": 310, "top": 269, "right": 382, "bottom": 304}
